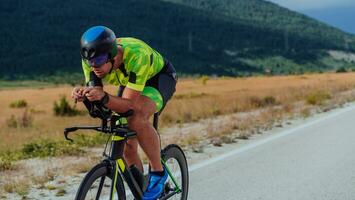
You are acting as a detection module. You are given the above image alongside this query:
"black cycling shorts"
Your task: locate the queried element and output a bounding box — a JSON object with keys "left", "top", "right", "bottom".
{"left": 118, "top": 59, "right": 177, "bottom": 112}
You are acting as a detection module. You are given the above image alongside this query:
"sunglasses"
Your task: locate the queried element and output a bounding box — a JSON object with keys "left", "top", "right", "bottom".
{"left": 88, "top": 54, "right": 109, "bottom": 68}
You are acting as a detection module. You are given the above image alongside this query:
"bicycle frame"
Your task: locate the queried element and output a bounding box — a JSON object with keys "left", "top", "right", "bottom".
{"left": 65, "top": 117, "right": 183, "bottom": 200}
{"left": 108, "top": 133, "right": 183, "bottom": 200}
{"left": 108, "top": 133, "right": 143, "bottom": 200}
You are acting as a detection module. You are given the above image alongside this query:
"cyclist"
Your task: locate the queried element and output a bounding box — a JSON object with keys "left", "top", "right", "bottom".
{"left": 71, "top": 25, "right": 177, "bottom": 200}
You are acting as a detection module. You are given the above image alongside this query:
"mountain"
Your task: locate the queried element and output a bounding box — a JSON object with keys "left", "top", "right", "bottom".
{"left": 301, "top": 6, "right": 355, "bottom": 35}
{"left": 1, "top": 0, "right": 355, "bottom": 81}
{"left": 163, "top": 0, "right": 355, "bottom": 48}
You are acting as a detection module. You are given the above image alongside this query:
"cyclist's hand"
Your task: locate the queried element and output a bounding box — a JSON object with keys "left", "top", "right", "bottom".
{"left": 83, "top": 87, "right": 105, "bottom": 102}
{"left": 71, "top": 87, "right": 85, "bottom": 102}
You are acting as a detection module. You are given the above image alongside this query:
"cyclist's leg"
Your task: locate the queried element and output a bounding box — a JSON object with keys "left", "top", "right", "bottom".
{"left": 127, "top": 95, "right": 162, "bottom": 171}
{"left": 144, "top": 58, "right": 177, "bottom": 114}
{"left": 123, "top": 59, "right": 177, "bottom": 171}
{"left": 138, "top": 60, "right": 178, "bottom": 165}
{"left": 139, "top": 60, "right": 177, "bottom": 199}
{"left": 119, "top": 85, "right": 144, "bottom": 171}
{"left": 156, "top": 74, "right": 176, "bottom": 112}
{"left": 124, "top": 138, "right": 143, "bottom": 171}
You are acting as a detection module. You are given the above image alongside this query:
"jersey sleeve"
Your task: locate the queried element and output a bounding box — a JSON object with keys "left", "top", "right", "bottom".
{"left": 126, "top": 52, "right": 151, "bottom": 91}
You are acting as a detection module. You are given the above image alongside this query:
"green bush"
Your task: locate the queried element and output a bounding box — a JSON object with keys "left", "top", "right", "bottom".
{"left": 250, "top": 96, "right": 278, "bottom": 108}
{"left": 22, "top": 140, "right": 84, "bottom": 158}
{"left": 0, "top": 134, "right": 108, "bottom": 171}
{"left": 336, "top": 67, "right": 348, "bottom": 73}
{"left": 200, "top": 75, "right": 209, "bottom": 85}
{"left": 0, "top": 158, "right": 14, "bottom": 171}
{"left": 263, "top": 96, "right": 277, "bottom": 106}
{"left": 306, "top": 91, "right": 331, "bottom": 105}
{"left": 0, "top": 151, "right": 23, "bottom": 171}
{"left": 6, "top": 115, "right": 18, "bottom": 128}
{"left": 9, "top": 99, "right": 28, "bottom": 108}
{"left": 20, "top": 134, "right": 106, "bottom": 158}
{"left": 75, "top": 134, "right": 108, "bottom": 147}
{"left": 6, "top": 109, "right": 33, "bottom": 128}
{"left": 53, "top": 96, "right": 80, "bottom": 116}
{"left": 56, "top": 189, "right": 67, "bottom": 197}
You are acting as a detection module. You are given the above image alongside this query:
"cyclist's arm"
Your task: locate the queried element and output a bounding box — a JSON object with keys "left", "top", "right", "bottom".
{"left": 104, "top": 88, "right": 139, "bottom": 113}
{"left": 104, "top": 53, "right": 151, "bottom": 112}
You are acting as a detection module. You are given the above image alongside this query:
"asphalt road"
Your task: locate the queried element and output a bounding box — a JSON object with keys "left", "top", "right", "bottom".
{"left": 188, "top": 104, "right": 355, "bottom": 200}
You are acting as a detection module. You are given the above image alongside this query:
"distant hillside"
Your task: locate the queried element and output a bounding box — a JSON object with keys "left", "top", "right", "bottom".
{"left": 163, "top": 0, "right": 355, "bottom": 51}
{"left": 1, "top": 0, "right": 355, "bottom": 81}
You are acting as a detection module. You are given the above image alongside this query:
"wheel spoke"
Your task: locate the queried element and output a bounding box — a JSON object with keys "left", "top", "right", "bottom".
{"left": 76, "top": 163, "right": 125, "bottom": 200}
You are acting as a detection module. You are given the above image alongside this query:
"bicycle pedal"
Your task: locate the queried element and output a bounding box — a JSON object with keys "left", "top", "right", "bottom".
{"left": 163, "top": 182, "right": 171, "bottom": 194}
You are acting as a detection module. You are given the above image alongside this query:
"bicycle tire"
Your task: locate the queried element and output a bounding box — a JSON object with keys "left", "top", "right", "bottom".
{"left": 161, "top": 144, "right": 189, "bottom": 200}
{"left": 75, "top": 162, "right": 126, "bottom": 200}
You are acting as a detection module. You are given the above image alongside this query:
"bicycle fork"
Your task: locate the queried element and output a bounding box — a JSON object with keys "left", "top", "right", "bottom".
{"left": 110, "top": 159, "right": 124, "bottom": 200}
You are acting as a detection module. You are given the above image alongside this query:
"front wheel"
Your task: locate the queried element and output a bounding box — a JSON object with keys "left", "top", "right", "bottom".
{"left": 161, "top": 144, "right": 189, "bottom": 200}
{"left": 75, "top": 162, "right": 126, "bottom": 200}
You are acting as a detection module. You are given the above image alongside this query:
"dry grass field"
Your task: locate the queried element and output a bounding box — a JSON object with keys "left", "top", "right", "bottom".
{"left": 2, "top": 72, "right": 355, "bottom": 198}
{"left": 1, "top": 72, "right": 355, "bottom": 152}
{"left": 161, "top": 72, "right": 355, "bottom": 123}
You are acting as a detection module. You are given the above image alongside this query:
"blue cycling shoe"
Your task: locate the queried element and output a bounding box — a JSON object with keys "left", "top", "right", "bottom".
{"left": 143, "top": 169, "right": 168, "bottom": 200}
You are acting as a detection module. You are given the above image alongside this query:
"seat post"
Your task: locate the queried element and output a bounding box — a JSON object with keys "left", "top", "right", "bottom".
{"left": 153, "top": 113, "right": 159, "bottom": 130}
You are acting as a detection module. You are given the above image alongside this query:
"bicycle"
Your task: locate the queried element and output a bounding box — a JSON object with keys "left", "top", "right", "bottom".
{"left": 64, "top": 99, "right": 189, "bottom": 200}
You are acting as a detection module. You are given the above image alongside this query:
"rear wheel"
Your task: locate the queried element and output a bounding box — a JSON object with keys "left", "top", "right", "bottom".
{"left": 75, "top": 162, "right": 126, "bottom": 200}
{"left": 161, "top": 144, "right": 189, "bottom": 200}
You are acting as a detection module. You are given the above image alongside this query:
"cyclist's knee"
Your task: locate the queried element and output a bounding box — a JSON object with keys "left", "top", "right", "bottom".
{"left": 127, "top": 112, "right": 149, "bottom": 131}
{"left": 127, "top": 96, "right": 155, "bottom": 130}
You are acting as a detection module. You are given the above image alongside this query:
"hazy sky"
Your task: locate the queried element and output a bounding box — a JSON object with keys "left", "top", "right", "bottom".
{"left": 267, "top": 0, "right": 355, "bottom": 10}
{"left": 267, "top": 0, "right": 355, "bottom": 34}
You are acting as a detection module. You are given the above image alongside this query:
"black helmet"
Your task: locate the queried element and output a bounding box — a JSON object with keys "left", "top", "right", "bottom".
{"left": 80, "top": 26, "right": 118, "bottom": 60}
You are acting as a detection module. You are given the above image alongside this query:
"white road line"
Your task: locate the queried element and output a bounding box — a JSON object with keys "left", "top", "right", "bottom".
{"left": 188, "top": 103, "right": 355, "bottom": 172}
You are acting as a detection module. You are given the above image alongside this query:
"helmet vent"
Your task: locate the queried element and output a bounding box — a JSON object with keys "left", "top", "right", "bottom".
{"left": 87, "top": 49, "right": 96, "bottom": 59}
{"left": 81, "top": 48, "right": 96, "bottom": 59}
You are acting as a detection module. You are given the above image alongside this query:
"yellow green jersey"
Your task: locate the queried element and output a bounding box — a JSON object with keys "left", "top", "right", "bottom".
{"left": 82, "top": 37, "right": 165, "bottom": 91}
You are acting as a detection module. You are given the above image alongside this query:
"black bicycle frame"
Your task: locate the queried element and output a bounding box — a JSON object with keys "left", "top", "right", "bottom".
{"left": 107, "top": 132, "right": 144, "bottom": 200}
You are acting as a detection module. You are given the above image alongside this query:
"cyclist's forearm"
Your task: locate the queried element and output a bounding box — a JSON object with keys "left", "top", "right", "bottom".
{"left": 105, "top": 95, "right": 135, "bottom": 113}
